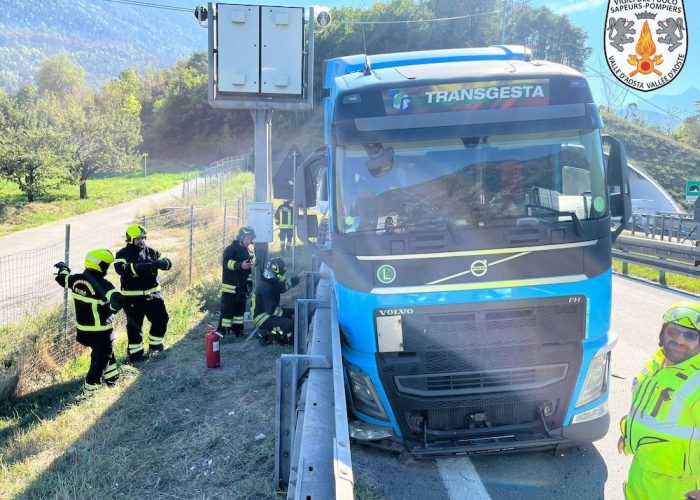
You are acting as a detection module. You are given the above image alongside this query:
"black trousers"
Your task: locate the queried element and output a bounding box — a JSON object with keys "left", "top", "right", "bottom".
{"left": 76, "top": 329, "right": 118, "bottom": 385}
{"left": 219, "top": 290, "right": 246, "bottom": 335}
{"left": 124, "top": 295, "right": 169, "bottom": 354}
{"left": 279, "top": 228, "right": 293, "bottom": 243}
{"left": 259, "top": 307, "right": 294, "bottom": 344}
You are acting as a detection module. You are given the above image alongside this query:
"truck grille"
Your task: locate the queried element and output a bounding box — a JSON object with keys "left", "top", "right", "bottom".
{"left": 374, "top": 296, "right": 585, "bottom": 447}
{"left": 395, "top": 363, "right": 568, "bottom": 397}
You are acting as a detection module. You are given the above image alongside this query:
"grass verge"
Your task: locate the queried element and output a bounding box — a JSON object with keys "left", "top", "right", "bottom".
{"left": 0, "top": 170, "right": 200, "bottom": 236}
{"left": 613, "top": 259, "right": 700, "bottom": 294}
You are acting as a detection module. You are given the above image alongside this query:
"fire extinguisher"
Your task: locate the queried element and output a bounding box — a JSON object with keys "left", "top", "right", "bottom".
{"left": 205, "top": 328, "right": 223, "bottom": 368}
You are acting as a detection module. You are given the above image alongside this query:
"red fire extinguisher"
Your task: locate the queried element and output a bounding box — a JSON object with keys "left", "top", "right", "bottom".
{"left": 205, "top": 328, "right": 223, "bottom": 368}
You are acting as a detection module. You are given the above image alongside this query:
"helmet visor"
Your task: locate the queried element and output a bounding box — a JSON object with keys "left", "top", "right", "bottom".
{"left": 663, "top": 307, "right": 700, "bottom": 332}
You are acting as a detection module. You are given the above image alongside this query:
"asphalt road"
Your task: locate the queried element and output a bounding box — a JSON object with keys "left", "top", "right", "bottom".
{"left": 351, "top": 275, "right": 695, "bottom": 500}
{"left": 0, "top": 184, "right": 184, "bottom": 325}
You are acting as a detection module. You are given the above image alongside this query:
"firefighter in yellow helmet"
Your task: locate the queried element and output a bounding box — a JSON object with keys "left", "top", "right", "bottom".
{"left": 618, "top": 301, "right": 700, "bottom": 500}
{"left": 114, "top": 224, "right": 172, "bottom": 361}
{"left": 53, "top": 249, "right": 124, "bottom": 391}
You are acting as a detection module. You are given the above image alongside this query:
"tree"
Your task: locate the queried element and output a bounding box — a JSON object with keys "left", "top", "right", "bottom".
{"left": 0, "top": 91, "right": 72, "bottom": 202}
{"left": 35, "top": 53, "right": 86, "bottom": 101}
{"left": 101, "top": 69, "right": 142, "bottom": 115}
{"left": 66, "top": 98, "right": 142, "bottom": 199}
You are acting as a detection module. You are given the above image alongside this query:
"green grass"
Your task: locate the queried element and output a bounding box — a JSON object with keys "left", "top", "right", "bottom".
{"left": 613, "top": 260, "right": 700, "bottom": 294}
{"left": 0, "top": 169, "right": 201, "bottom": 236}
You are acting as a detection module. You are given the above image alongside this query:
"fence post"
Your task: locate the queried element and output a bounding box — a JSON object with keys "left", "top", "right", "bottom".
{"left": 62, "top": 224, "right": 71, "bottom": 338}
{"left": 223, "top": 201, "right": 228, "bottom": 250}
{"left": 631, "top": 214, "right": 637, "bottom": 236}
{"left": 678, "top": 218, "right": 684, "bottom": 243}
{"left": 189, "top": 205, "right": 194, "bottom": 284}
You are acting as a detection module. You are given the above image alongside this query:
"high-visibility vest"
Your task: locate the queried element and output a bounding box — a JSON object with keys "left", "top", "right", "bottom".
{"left": 620, "top": 349, "right": 700, "bottom": 499}
{"left": 276, "top": 205, "right": 293, "bottom": 229}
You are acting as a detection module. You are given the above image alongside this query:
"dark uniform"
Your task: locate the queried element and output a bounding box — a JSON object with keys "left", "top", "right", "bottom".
{"left": 252, "top": 257, "right": 302, "bottom": 345}
{"left": 219, "top": 226, "right": 255, "bottom": 337}
{"left": 114, "top": 224, "right": 172, "bottom": 361}
{"left": 274, "top": 200, "right": 294, "bottom": 253}
{"left": 54, "top": 249, "right": 123, "bottom": 391}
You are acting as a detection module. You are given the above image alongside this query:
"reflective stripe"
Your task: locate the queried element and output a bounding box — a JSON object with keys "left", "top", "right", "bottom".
{"left": 227, "top": 259, "right": 237, "bottom": 271}
{"left": 72, "top": 293, "right": 108, "bottom": 305}
{"left": 76, "top": 323, "right": 112, "bottom": 332}
{"left": 221, "top": 284, "right": 237, "bottom": 293}
{"left": 128, "top": 344, "right": 144, "bottom": 354}
{"left": 232, "top": 316, "right": 244, "bottom": 325}
{"left": 254, "top": 313, "right": 270, "bottom": 326}
{"left": 149, "top": 336, "right": 164, "bottom": 346}
{"left": 633, "top": 413, "right": 700, "bottom": 440}
{"left": 84, "top": 382, "right": 101, "bottom": 391}
{"left": 121, "top": 285, "right": 161, "bottom": 296}
{"left": 113, "top": 258, "right": 127, "bottom": 264}
{"left": 222, "top": 318, "right": 233, "bottom": 327}
{"left": 59, "top": 270, "right": 70, "bottom": 288}
{"left": 665, "top": 368, "right": 700, "bottom": 422}
{"left": 103, "top": 364, "right": 119, "bottom": 380}
{"left": 105, "top": 289, "right": 116, "bottom": 300}
{"left": 271, "top": 326, "right": 283, "bottom": 336}
{"left": 273, "top": 306, "right": 283, "bottom": 316}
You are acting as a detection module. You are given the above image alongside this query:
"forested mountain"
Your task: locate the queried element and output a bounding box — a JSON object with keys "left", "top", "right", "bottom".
{"left": 0, "top": 0, "right": 203, "bottom": 92}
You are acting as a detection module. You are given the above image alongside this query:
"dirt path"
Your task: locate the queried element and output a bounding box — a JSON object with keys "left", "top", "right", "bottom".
{"left": 0, "top": 184, "right": 185, "bottom": 258}
{"left": 0, "top": 184, "right": 186, "bottom": 325}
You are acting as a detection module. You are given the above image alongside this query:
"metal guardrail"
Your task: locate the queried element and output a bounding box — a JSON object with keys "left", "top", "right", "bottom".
{"left": 627, "top": 212, "right": 697, "bottom": 243}
{"left": 275, "top": 263, "right": 354, "bottom": 499}
{"left": 613, "top": 234, "right": 700, "bottom": 284}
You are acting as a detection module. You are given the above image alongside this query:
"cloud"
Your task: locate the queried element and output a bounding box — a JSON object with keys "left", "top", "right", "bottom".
{"left": 544, "top": 0, "right": 607, "bottom": 15}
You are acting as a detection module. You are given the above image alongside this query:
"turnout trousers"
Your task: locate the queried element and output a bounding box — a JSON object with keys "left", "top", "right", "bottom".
{"left": 258, "top": 307, "right": 294, "bottom": 345}
{"left": 124, "top": 294, "right": 169, "bottom": 359}
{"left": 76, "top": 329, "right": 119, "bottom": 387}
{"left": 219, "top": 290, "right": 246, "bottom": 336}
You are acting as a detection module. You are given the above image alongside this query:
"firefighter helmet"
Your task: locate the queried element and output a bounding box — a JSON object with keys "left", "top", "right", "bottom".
{"left": 125, "top": 224, "right": 147, "bottom": 243}
{"left": 662, "top": 302, "right": 700, "bottom": 332}
{"left": 237, "top": 225, "right": 256, "bottom": 241}
{"left": 263, "top": 257, "right": 286, "bottom": 280}
{"left": 85, "top": 248, "right": 114, "bottom": 273}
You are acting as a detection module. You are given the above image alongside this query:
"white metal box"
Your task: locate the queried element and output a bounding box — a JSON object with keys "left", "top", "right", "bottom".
{"left": 246, "top": 202, "right": 274, "bottom": 243}
{"left": 217, "top": 4, "right": 260, "bottom": 94}
{"left": 260, "top": 6, "right": 304, "bottom": 95}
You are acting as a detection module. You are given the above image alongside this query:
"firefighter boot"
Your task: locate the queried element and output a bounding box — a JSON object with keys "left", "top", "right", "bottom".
{"left": 256, "top": 328, "right": 272, "bottom": 346}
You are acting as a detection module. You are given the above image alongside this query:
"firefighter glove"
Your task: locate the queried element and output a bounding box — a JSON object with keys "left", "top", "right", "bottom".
{"left": 54, "top": 262, "right": 70, "bottom": 272}
{"left": 151, "top": 258, "right": 172, "bottom": 271}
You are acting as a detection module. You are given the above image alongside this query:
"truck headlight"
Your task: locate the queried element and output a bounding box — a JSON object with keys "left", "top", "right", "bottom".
{"left": 347, "top": 368, "right": 389, "bottom": 421}
{"left": 576, "top": 351, "right": 610, "bottom": 408}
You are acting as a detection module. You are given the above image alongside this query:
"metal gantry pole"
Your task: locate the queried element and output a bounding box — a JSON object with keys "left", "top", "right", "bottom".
{"left": 62, "top": 224, "right": 71, "bottom": 337}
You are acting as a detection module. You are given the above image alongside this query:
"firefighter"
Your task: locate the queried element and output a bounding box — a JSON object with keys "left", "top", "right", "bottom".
{"left": 114, "top": 224, "right": 172, "bottom": 361}
{"left": 252, "top": 257, "right": 306, "bottom": 346}
{"left": 54, "top": 249, "right": 124, "bottom": 391}
{"left": 218, "top": 225, "right": 256, "bottom": 338}
{"left": 274, "top": 199, "right": 294, "bottom": 254}
{"left": 618, "top": 301, "right": 700, "bottom": 500}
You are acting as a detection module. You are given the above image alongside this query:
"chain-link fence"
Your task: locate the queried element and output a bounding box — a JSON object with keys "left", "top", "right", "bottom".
{"left": 0, "top": 164, "right": 252, "bottom": 396}
{"left": 181, "top": 156, "right": 249, "bottom": 202}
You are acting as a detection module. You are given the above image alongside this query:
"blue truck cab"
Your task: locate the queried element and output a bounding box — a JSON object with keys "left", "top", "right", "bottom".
{"left": 295, "top": 46, "right": 631, "bottom": 456}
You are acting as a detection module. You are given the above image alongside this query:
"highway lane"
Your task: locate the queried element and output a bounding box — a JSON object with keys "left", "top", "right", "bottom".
{"left": 351, "top": 275, "right": 695, "bottom": 499}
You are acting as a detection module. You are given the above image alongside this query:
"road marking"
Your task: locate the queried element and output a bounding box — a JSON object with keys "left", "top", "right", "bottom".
{"left": 437, "top": 457, "right": 491, "bottom": 499}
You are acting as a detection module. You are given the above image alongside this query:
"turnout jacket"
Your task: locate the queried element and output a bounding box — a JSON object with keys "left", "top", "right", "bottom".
{"left": 274, "top": 203, "right": 293, "bottom": 228}
{"left": 620, "top": 348, "right": 700, "bottom": 499}
{"left": 221, "top": 240, "right": 253, "bottom": 295}
{"left": 253, "top": 274, "right": 300, "bottom": 326}
{"left": 55, "top": 268, "right": 123, "bottom": 332}
{"left": 114, "top": 244, "right": 170, "bottom": 296}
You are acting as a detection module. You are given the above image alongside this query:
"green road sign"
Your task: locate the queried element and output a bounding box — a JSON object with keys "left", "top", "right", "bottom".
{"left": 687, "top": 180, "right": 700, "bottom": 202}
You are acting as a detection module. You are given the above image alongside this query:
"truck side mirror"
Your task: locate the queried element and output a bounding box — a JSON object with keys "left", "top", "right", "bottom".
{"left": 294, "top": 147, "right": 329, "bottom": 247}
{"left": 602, "top": 134, "right": 631, "bottom": 240}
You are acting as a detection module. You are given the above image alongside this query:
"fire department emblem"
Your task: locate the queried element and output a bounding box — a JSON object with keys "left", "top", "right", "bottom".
{"left": 604, "top": 0, "right": 687, "bottom": 92}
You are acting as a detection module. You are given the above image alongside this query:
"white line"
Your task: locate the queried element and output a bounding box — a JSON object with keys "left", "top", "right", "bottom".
{"left": 436, "top": 457, "right": 492, "bottom": 499}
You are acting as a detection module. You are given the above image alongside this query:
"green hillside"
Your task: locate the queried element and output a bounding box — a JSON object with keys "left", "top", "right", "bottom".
{"left": 0, "top": 0, "right": 203, "bottom": 92}
{"left": 601, "top": 111, "right": 700, "bottom": 208}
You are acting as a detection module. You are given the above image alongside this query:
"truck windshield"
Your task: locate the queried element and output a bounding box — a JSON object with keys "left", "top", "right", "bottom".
{"left": 335, "top": 130, "right": 607, "bottom": 235}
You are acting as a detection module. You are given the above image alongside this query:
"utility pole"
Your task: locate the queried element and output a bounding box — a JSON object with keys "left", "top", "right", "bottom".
{"left": 143, "top": 152, "right": 149, "bottom": 178}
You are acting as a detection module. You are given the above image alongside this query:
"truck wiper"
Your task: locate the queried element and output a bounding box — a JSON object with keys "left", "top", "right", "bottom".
{"left": 526, "top": 204, "right": 583, "bottom": 236}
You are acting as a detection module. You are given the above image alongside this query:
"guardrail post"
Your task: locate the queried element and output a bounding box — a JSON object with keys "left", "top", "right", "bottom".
{"left": 677, "top": 218, "right": 683, "bottom": 243}
{"left": 223, "top": 201, "right": 228, "bottom": 250}
{"left": 631, "top": 214, "right": 637, "bottom": 236}
{"left": 189, "top": 205, "right": 194, "bottom": 283}
{"left": 660, "top": 215, "right": 667, "bottom": 241}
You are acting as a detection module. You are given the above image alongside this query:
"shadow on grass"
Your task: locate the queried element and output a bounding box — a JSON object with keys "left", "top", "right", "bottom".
{"left": 11, "top": 309, "right": 284, "bottom": 499}
{"left": 0, "top": 378, "right": 84, "bottom": 445}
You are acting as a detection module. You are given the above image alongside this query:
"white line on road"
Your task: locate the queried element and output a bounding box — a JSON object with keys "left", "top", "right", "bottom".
{"left": 437, "top": 457, "right": 491, "bottom": 499}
